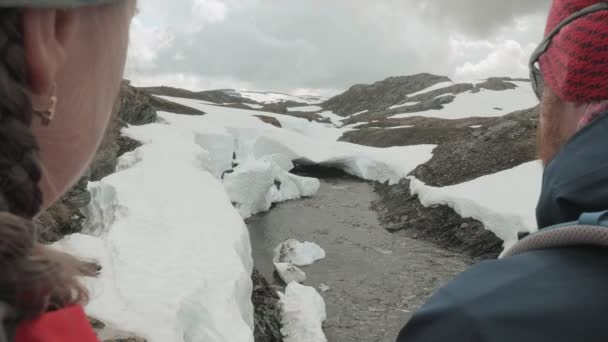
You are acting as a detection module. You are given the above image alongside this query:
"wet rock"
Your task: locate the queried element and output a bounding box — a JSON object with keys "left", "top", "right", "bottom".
{"left": 252, "top": 269, "right": 283, "bottom": 342}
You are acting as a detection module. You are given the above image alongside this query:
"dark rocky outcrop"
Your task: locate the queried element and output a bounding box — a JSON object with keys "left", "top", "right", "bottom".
{"left": 340, "top": 116, "right": 498, "bottom": 146}
{"left": 142, "top": 86, "right": 257, "bottom": 105}
{"left": 360, "top": 106, "right": 539, "bottom": 259}
{"left": 323, "top": 73, "right": 451, "bottom": 116}
{"left": 326, "top": 72, "right": 539, "bottom": 258}
{"left": 412, "top": 106, "right": 539, "bottom": 186}
{"left": 252, "top": 269, "right": 283, "bottom": 342}
{"left": 149, "top": 95, "right": 206, "bottom": 115}
{"left": 372, "top": 179, "right": 503, "bottom": 260}
{"left": 476, "top": 77, "right": 518, "bottom": 91}
{"left": 255, "top": 115, "right": 282, "bottom": 128}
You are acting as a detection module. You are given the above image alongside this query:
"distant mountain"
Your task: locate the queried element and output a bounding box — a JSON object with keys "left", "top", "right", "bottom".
{"left": 323, "top": 73, "right": 451, "bottom": 116}
{"left": 141, "top": 85, "right": 326, "bottom": 108}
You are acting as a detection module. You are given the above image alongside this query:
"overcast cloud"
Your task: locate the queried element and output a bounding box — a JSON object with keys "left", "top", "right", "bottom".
{"left": 126, "top": 0, "right": 552, "bottom": 96}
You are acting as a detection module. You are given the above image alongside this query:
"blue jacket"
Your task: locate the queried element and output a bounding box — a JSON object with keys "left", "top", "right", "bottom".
{"left": 397, "top": 113, "right": 608, "bottom": 342}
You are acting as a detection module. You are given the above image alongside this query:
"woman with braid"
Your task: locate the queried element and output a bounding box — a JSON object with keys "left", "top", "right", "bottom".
{"left": 0, "top": 1, "right": 136, "bottom": 341}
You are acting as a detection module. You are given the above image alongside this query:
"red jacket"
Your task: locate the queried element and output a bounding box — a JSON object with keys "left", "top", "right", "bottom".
{"left": 16, "top": 306, "right": 99, "bottom": 342}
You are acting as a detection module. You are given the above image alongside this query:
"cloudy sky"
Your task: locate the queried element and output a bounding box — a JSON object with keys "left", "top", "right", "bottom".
{"left": 126, "top": 0, "right": 552, "bottom": 96}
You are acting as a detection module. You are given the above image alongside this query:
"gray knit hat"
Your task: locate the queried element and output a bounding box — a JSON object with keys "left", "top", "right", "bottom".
{"left": 0, "top": 0, "right": 121, "bottom": 7}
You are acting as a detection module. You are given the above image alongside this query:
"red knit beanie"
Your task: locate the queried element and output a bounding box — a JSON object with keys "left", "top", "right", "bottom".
{"left": 539, "top": 0, "right": 608, "bottom": 102}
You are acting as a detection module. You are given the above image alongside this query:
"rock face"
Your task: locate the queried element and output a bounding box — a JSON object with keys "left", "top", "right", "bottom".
{"left": 412, "top": 106, "right": 539, "bottom": 186}
{"left": 252, "top": 269, "right": 284, "bottom": 342}
{"left": 142, "top": 85, "right": 257, "bottom": 104}
{"left": 256, "top": 115, "right": 283, "bottom": 128}
{"left": 323, "top": 73, "right": 451, "bottom": 116}
{"left": 340, "top": 116, "right": 498, "bottom": 147}
{"left": 148, "top": 95, "right": 206, "bottom": 115}
{"left": 476, "top": 77, "right": 518, "bottom": 91}
{"left": 372, "top": 179, "right": 503, "bottom": 259}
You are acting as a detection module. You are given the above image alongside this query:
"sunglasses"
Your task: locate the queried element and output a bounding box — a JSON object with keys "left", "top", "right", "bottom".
{"left": 530, "top": 2, "right": 608, "bottom": 100}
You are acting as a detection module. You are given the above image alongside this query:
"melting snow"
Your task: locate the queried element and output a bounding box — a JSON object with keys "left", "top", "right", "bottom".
{"left": 275, "top": 262, "right": 307, "bottom": 284}
{"left": 287, "top": 105, "right": 323, "bottom": 112}
{"left": 57, "top": 89, "right": 448, "bottom": 342}
{"left": 274, "top": 239, "right": 326, "bottom": 266}
{"left": 157, "top": 96, "right": 436, "bottom": 184}
{"left": 279, "top": 283, "right": 327, "bottom": 342}
{"left": 56, "top": 120, "right": 255, "bottom": 342}
{"left": 243, "top": 103, "right": 265, "bottom": 109}
{"left": 409, "top": 161, "right": 543, "bottom": 254}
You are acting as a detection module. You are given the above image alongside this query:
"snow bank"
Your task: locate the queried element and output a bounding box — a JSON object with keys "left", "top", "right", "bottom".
{"left": 409, "top": 161, "right": 543, "bottom": 252}
{"left": 287, "top": 105, "right": 323, "bottom": 112}
{"left": 391, "top": 82, "right": 538, "bottom": 120}
{"left": 156, "top": 96, "right": 436, "bottom": 185}
{"left": 224, "top": 158, "right": 321, "bottom": 218}
{"left": 57, "top": 120, "right": 255, "bottom": 342}
{"left": 279, "top": 283, "right": 327, "bottom": 342}
{"left": 253, "top": 136, "right": 435, "bottom": 184}
{"left": 274, "top": 239, "right": 326, "bottom": 266}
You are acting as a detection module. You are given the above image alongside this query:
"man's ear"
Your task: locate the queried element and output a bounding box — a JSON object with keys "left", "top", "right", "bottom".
{"left": 22, "top": 8, "right": 79, "bottom": 96}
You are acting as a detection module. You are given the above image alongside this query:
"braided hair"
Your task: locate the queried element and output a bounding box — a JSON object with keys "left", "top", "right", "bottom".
{"left": 0, "top": 9, "right": 91, "bottom": 319}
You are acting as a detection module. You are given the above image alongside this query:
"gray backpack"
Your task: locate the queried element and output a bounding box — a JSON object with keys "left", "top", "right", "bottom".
{"left": 503, "top": 211, "right": 608, "bottom": 258}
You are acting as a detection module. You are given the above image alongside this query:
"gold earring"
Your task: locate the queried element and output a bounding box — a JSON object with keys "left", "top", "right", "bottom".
{"left": 34, "top": 84, "right": 57, "bottom": 126}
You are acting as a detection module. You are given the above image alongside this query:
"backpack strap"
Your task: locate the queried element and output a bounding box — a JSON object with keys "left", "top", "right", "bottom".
{"left": 503, "top": 211, "right": 608, "bottom": 258}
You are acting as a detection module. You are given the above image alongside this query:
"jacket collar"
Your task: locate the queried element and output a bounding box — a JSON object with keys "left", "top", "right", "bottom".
{"left": 537, "top": 112, "right": 608, "bottom": 228}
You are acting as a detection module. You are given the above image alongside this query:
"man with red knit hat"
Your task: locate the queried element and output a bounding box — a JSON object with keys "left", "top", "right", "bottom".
{"left": 397, "top": 1, "right": 608, "bottom": 341}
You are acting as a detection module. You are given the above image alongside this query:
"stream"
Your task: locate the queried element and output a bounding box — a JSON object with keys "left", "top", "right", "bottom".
{"left": 247, "top": 170, "right": 473, "bottom": 342}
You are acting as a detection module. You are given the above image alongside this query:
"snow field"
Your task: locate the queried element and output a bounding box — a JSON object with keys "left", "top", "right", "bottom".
{"left": 391, "top": 82, "right": 538, "bottom": 119}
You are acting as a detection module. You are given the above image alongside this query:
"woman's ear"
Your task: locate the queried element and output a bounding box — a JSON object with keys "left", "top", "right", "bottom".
{"left": 22, "top": 8, "right": 79, "bottom": 97}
